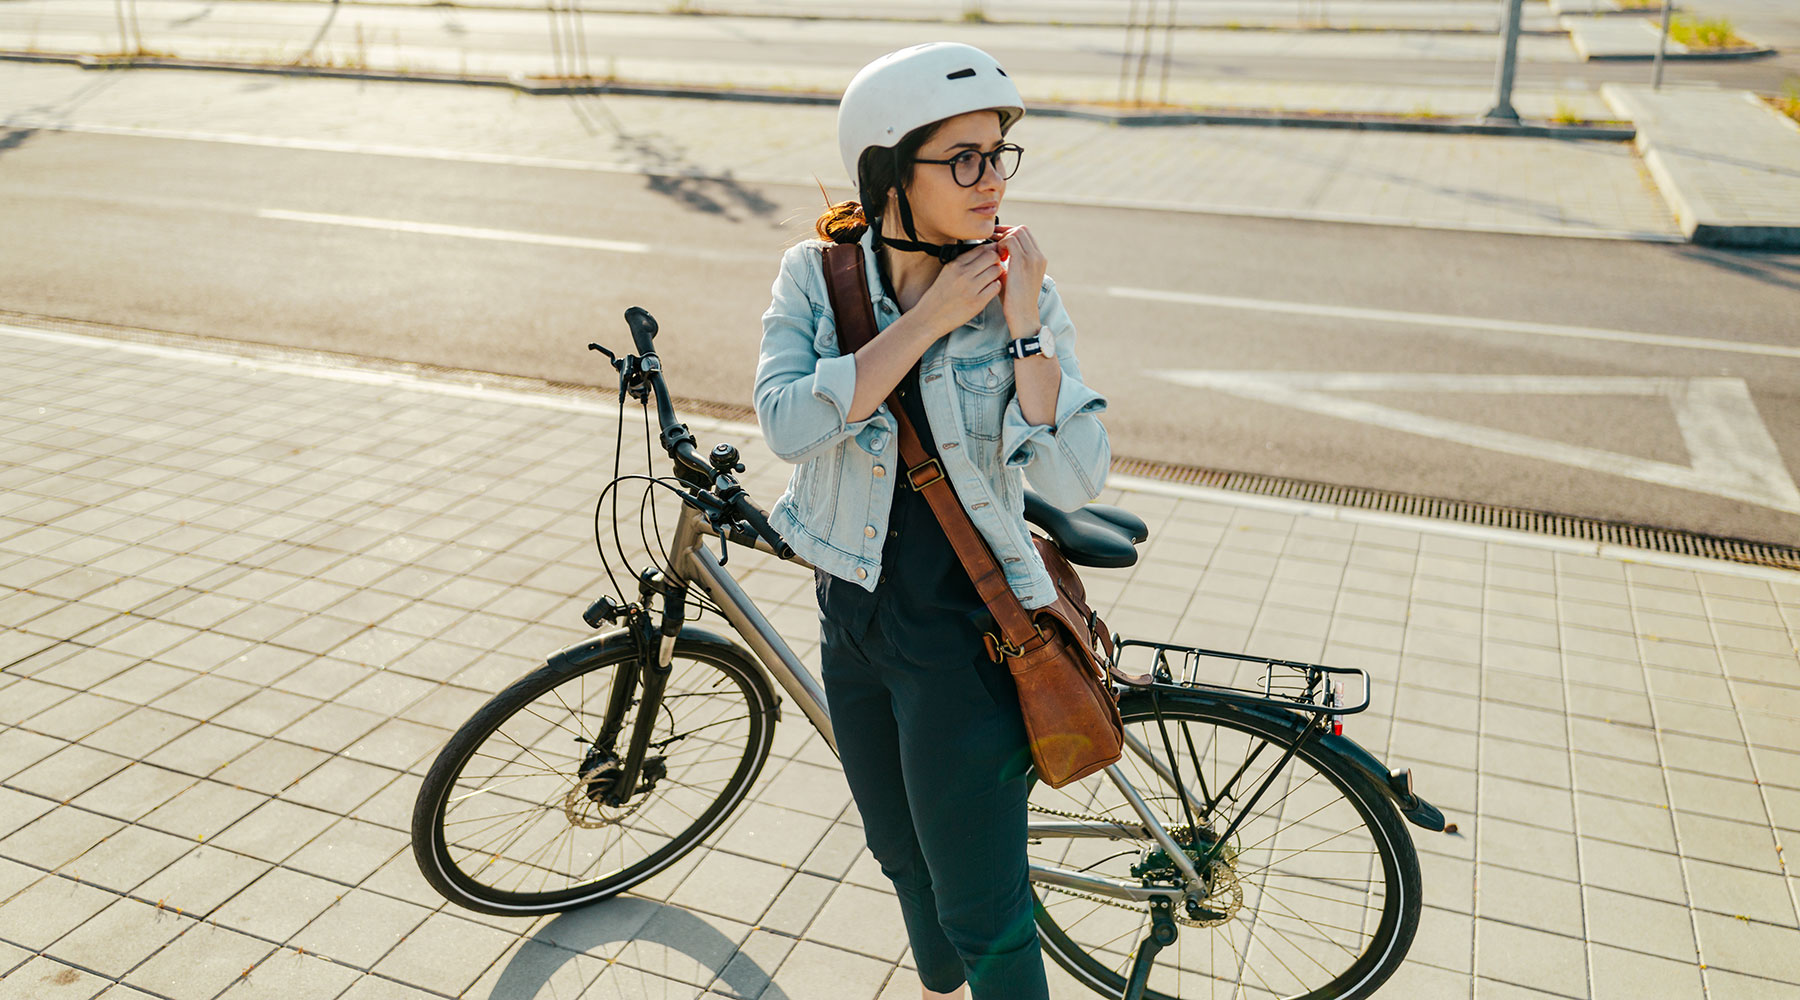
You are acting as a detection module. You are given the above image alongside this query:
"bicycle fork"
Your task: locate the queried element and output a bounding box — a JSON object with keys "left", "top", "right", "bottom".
{"left": 581, "top": 569, "right": 687, "bottom": 810}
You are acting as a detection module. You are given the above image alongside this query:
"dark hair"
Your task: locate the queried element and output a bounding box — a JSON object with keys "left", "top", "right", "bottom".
{"left": 814, "top": 118, "right": 947, "bottom": 244}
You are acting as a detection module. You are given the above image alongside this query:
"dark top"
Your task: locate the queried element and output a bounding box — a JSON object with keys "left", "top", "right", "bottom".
{"left": 814, "top": 355, "right": 993, "bottom": 647}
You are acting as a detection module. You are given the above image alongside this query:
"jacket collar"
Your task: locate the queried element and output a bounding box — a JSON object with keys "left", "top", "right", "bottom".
{"left": 857, "top": 221, "right": 987, "bottom": 311}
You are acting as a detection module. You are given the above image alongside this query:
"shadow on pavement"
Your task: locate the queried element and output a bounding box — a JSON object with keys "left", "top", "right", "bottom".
{"left": 475, "top": 894, "right": 792, "bottom": 998}
{"left": 1675, "top": 243, "right": 1800, "bottom": 294}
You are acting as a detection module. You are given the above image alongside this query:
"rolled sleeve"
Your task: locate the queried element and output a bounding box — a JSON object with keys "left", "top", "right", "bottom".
{"left": 998, "top": 277, "right": 1110, "bottom": 510}
{"left": 753, "top": 245, "right": 892, "bottom": 464}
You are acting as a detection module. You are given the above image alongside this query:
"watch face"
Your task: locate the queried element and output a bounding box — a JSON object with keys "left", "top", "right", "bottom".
{"left": 1038, "top": 326, "right": 1056, "bottom": 358}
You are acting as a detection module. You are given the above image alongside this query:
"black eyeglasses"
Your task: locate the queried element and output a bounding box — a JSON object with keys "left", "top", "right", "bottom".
{"left": 913, "top": 143, "right": 1024, "bottom": 187}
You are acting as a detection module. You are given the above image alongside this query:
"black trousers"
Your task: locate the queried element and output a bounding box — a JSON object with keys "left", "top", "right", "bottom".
{"left": 819, "top": 605, "right": 1051, "bottom": 999}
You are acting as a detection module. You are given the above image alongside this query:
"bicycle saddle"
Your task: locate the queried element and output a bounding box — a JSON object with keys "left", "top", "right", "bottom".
{"left": 1022, "top": 491, "right": 1148, "bottom": 569}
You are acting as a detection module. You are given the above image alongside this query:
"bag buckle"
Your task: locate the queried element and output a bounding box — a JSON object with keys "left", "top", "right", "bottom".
{"left": 982, "top": 631, "right": 1025, "bottom": 662}
{"left": 907, "top": 458, "right": 945, "bottom": 490}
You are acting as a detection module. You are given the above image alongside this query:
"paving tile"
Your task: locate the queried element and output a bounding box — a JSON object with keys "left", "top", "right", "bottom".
{"left": 46, "top": 897, "right": 191, "bottom": 979}
{"left": 0, "top": 875, "right": 116, "bottom": 950}
{"left": 1472, "top": 918, "right": 1587, "bottom": 997}
{"left": 769, "top": 938, "right": 891, "bottom": 1000}
{"left": 207, "top": 799, "right": 338, "bottom": 863}
{"left": 1693, "top": 910, "right": 1800, "bottom": 983}
{"left": 0, "top": 807, "right": 127, "bottom": 871}
{"left": 7, "top": 744, "right": 131, "bottom": 802}
{"left": 138, "top": 778, "right": 267, "bottom": 842}
{"left": 0, "top": 956, "right": 111, "bottom": 1000}
{"left": 71, "top": 761, "right": 198, "bottom": 823}
{"left": 463, "top": 937, "right": 608, "bottom": 999}
{"left": 803, "top": 881, "right": 910, "bottom": 962}
{"left": 284, "top": 818, "right": 408, "bottom": 886}
{"left": 667, "top": 850, "right": 790, "bottom": 926}
{"left": 58, "top": 822, "right": 194, "bottom": 894}
{"left": 290, "top": 889, "right": 432, "bottom": 970}
{"left": 134, "top": 845, "right": 273, "bottom": 917}
{"left": 214, "top": 947, "right": 363, "bottom": 1000}
{"left": 373, "top": 911, "right": 518, "bottom": 996}
{"left": 124, "top": 921, "right": 276, "bottom": 999}
{"left": 1590, "top": 942, "right": 1704, "bottom": 1000}
{"left": 211, "top": 866, "right": 345, "bottom": 943}
{"left": 614, "top": 906, "right": 752, "bottom": 988}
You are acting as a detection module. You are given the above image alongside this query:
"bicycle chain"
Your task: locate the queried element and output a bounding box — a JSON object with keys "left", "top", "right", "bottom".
{"left": 1028, "top": 806, "right": 1244, "bottom": 928}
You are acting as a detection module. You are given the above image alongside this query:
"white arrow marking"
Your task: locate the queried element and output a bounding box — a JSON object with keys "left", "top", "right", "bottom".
{"left": 257, "top": 209, "right": 651, "bottom": 254}
{"left": 1155, "top": 371, "right": 1800, "bottom": 515}
{"left": 1110, "top": 286, "right": 1800, "bottom": 360}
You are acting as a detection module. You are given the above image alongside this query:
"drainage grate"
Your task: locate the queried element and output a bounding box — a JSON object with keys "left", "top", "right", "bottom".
{"left": 1109, "top": 456, "right": 1800, "bottom": 573}
{"left": 5, "top": 309, "right": 1795, "bottom": 573}
{"left": 655, "top": 396, "right": 1800, "bottom": 574}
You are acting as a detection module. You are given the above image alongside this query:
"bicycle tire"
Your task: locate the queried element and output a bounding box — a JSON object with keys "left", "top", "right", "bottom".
{"left": 1029, "top": 691, "right": 1422, "bottom": 1000}
{"left": 412, "top": 635, "right": 778, "bottom": 915}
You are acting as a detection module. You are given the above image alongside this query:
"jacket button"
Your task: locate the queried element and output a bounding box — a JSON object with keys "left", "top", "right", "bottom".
{"left": 864, "top": 525, "right": 876, "bottom": 537}
{"left": 873, "top": 465, "right": 886, "bottom": 477}
{"left": 855, "top": 568, "right": 867, "bottom": 579}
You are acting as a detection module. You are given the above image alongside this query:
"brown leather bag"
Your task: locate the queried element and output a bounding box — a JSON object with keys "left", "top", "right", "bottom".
{"left": 819, "top": 241, "right": 1124, "bottom": 788}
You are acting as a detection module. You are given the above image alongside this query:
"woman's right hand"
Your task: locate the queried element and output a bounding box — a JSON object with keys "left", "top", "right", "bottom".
{"left": 917, "top": 244, "right": 1004, "bottom": 334}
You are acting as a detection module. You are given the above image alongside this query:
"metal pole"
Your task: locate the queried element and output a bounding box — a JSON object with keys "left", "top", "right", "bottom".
{"left": 1483, "top": 0, "right": 1526, "bottom": 122}
{"left": 1652, "top": 0, "right": 1673, "bottom": 89}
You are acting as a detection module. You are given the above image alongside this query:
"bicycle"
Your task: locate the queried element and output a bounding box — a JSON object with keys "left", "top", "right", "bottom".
{"left": 410, "top": 307, "right": 1450, "bottom": 1000}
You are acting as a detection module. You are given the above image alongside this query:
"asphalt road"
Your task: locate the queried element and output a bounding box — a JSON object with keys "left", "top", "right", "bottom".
{"left": 3, "top": 128, "right": 1797, "bottom": 544}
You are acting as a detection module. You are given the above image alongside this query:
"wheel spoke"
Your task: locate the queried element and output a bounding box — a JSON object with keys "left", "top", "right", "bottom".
{"left": 1028, "top": 696, "right": 1418, "bottom": 1000}
{"left": 416, "top": 648, "right": 772, "bottom": 908}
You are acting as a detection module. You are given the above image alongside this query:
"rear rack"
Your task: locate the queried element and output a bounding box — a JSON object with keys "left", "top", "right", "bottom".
{"left": 1109, "top": 639, "right": 1371, "bottom": 717}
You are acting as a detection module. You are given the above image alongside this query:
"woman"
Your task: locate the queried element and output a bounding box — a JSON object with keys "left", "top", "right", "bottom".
{"left": 753, "top": 42, "right": 1110, "bottom": 1000}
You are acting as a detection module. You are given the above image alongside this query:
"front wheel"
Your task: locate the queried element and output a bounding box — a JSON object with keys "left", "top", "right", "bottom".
{"left": 412, "top": 634, "right": 778, "bottom": 915}
{"left": 1028, "top": 692, "right": 1422, "bottom": 1000}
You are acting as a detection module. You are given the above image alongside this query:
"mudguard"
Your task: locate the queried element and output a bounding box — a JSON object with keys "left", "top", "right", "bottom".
{"left": 546, "top": 624, "right": 752, "bottom": 673}
{"left": 1121, "top": 690, "right": 1449, "bottom": 833}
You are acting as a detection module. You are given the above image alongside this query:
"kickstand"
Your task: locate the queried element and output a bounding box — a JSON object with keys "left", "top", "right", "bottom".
{"left": 1122, "top": 898, "right": 1179, "bottom": 1000}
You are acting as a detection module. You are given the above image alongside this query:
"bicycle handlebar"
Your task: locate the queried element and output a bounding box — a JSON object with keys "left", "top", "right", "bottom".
{"left": 612, "top": 307, "right": 795, "bottom": 561}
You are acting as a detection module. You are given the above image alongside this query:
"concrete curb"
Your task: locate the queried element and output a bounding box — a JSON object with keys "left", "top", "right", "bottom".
{"left": 1563, "top": 18, "right": 1776, "bottom": 61}
{"left": 1603, "top": 83, "right": 1800, "bottom": 249}
{"left": 0, "top": 50, "right": 1635, "bottom": 138}
{"left": 1579, "top": 45, "right": 1776, "bottom": 61}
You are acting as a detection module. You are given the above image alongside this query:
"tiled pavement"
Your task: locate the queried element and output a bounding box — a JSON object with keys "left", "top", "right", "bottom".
{"left": 2, "top": 319, "right": 1798, "bottom": 1000}
{"left": 0, "top": 63, "right": 1680, "bottom": 242}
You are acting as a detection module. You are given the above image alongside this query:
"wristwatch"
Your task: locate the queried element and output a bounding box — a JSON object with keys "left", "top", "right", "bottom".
{"left": 1005, "top": 325, "right": 1057, "bottom": 360}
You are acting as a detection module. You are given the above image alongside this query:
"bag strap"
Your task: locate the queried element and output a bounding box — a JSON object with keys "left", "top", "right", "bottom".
{"left": 819, "top": 242, "right": 1045, "bottom": 655}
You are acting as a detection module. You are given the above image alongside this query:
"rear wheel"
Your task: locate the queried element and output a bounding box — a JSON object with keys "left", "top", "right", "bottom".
{"left": 1028, "top": 692, "right": 1421, "bottom": 999}
{"left": 412, "top": 636, "right": 777, "bottom": 915}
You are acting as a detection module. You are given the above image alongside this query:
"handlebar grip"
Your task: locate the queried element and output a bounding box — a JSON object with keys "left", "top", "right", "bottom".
{"left": 624, "top": 307, "right": 659, "bottom": 356}
{"left": 731, "top": 493, "right": 794, "bottom": 561}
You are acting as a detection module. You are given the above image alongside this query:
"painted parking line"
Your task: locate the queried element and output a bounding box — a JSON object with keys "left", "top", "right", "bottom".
{"left": 256, "top": 209, "right": 652, "bottom": 254}
{"left": 1109, "top": 286, "right": 1800, "bottom": 360}
{"left": 1155, "top": 370, "right": 1800, "bottom": 515}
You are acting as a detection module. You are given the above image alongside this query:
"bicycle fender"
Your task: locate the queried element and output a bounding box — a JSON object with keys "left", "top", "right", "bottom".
{"left": 545, "top": 624, "right": 752, "bottom": 673}
{"left": 1120, "top": 690, "right": 1447, "bottom": 833}
{"left": 1317, "top": 732, "right": 1448, "bottom": 833}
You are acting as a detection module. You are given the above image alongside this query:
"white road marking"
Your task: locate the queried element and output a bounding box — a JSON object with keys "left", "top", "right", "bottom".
{"left": 2, "top": 321, "right": 1794, "bottom": 582}
{"left": 1156, "top": 370, "right": 1800, "bottom": 515}
{"left": 256, "top": 209, "right": 651, "bottom": 253}
{"left": 1110, "top": 286, "right": 1800, "bottom": 360}
{"left": 0, "top": 119, "right": 1679, "bottom": 242}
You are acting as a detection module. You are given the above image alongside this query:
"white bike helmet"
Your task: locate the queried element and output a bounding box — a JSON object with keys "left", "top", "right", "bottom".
{"left": 837, "top": 42, "right": 1025, "bottom": 261}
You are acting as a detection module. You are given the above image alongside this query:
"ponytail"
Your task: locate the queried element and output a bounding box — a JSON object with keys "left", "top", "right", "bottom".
{"left": 815, "top": 199, "right": 868, "bottom": 244}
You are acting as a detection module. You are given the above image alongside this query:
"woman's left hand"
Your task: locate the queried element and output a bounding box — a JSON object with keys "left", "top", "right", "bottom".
{"left": 994, "top": 224, "right": 1047, "bottom": 334}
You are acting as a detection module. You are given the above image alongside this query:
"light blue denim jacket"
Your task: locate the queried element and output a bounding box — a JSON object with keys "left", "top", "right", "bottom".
{"left": 753, "top": 224, "right": 1110, "bottom": 608}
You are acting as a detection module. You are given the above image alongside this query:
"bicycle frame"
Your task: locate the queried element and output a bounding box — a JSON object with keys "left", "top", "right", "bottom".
{"left": 650, "top": 502, "right": 1204, "bottom": 910}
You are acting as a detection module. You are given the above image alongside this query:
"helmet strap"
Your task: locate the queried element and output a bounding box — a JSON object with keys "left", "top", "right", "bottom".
{"left": 869, "top": 147, "right": 986, "bottom": 264}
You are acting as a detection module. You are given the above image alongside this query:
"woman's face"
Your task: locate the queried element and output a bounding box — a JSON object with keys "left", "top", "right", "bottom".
{"left": 888, "top": 109, "right": 1006, "bottom": 245}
